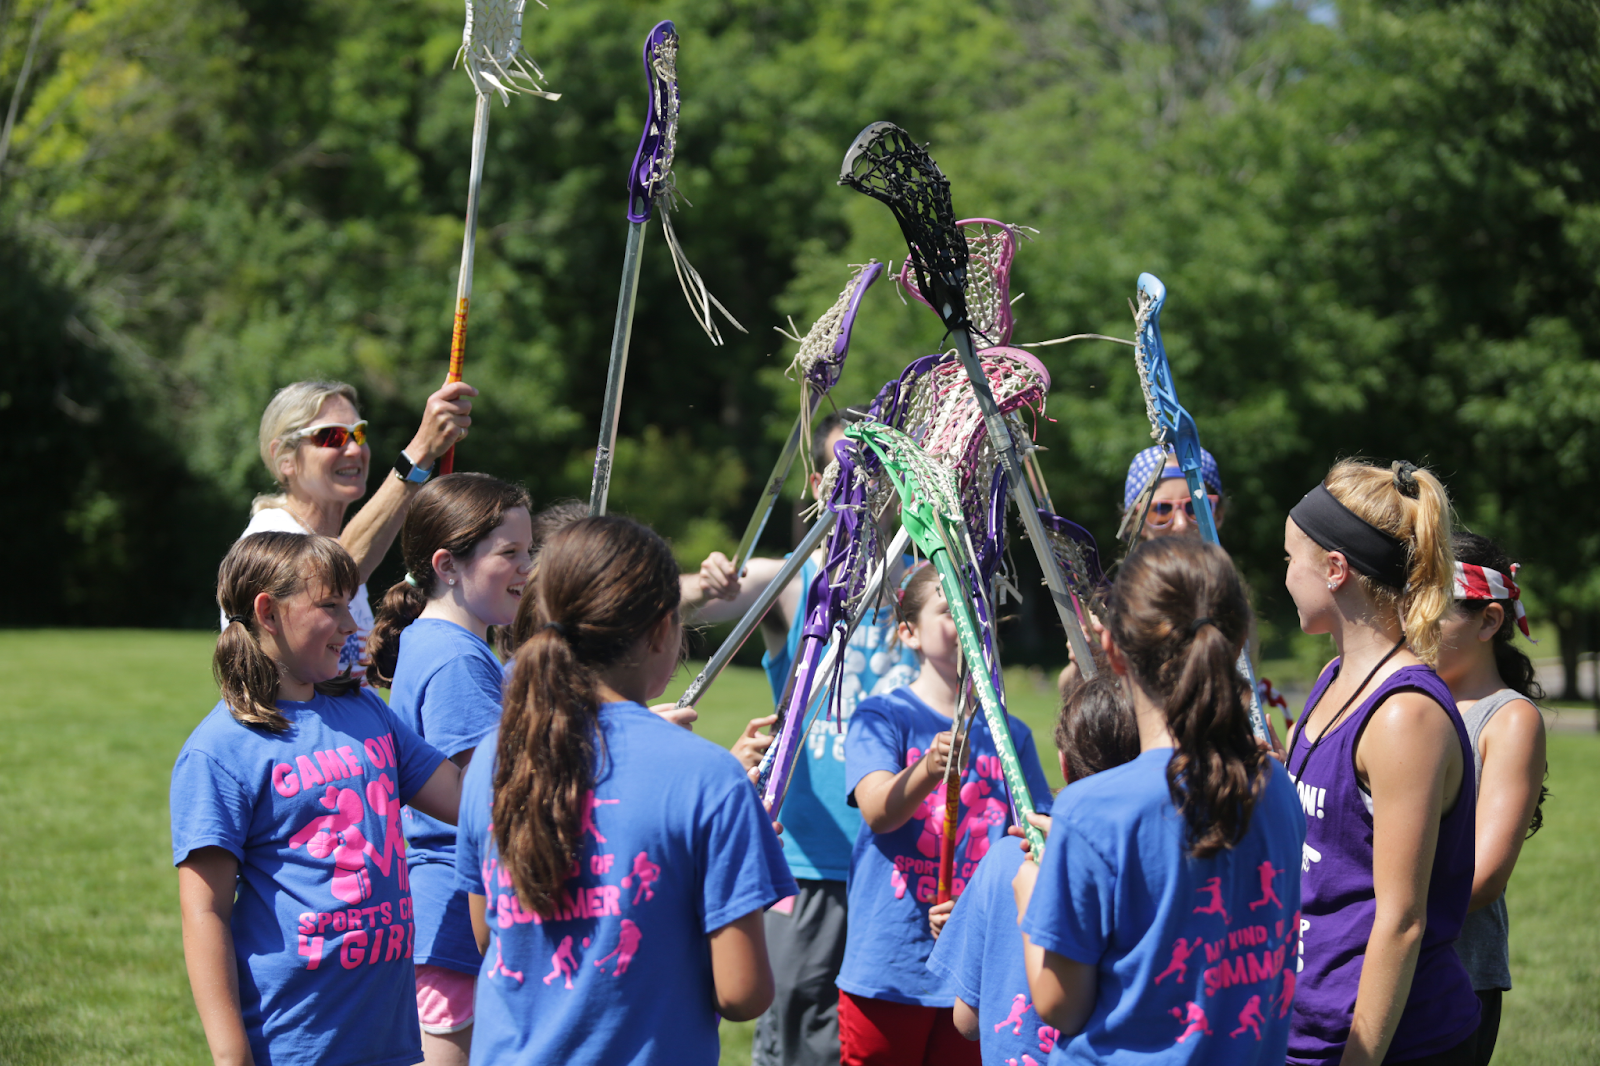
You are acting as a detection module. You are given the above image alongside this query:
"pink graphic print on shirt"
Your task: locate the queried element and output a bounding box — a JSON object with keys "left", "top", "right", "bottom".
{"left": 489, "top": 941, "right": 524, "bottom": 984}
{"left": 581, "top": 794, "right": 620, "bottom": 844}
{"left": 1154, "top": 936, "right": 1203, "bottom": 985}
{"left": 288, "top": 786, "right": 374, "bottom": 905}
{"left": 1171, "top": 1001, "right": 1212, "bottom": 1043}
{"left": 1193, "top": 877, "right": 1231, "bottom": 925}
{"left": 956, "top": 780, "right": 1007, "bottom": 862}
{"left": 889, "top": 868, "right": 908, "bottom": 900}
{"left": 620, "top": 852, "right": 660, "bottom": 905}
{"left": 1230, "top": 995, "right": 1265, "bottom": 1040}
{"left": 544, "top": 935, "right": 580, "bottom": 989}
{"left": 363, "top": 773, "right": 408, "bottom": 891}
{"left": 1003, "top": 1058, "right": 1041, "bottom": 1066}
{"left": 1248, "top": 861, "right": 1284, "bottom": 912}
{"left": 995, "top": 993, "right": 1030, "bottom": 1034}
{"left": 593, "top": 919, "right": 642, "bottom": 976}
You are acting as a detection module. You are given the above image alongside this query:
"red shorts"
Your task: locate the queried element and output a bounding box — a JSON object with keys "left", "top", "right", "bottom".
{"left": 838, "top": 990, "right": 981, "bottom": 1066}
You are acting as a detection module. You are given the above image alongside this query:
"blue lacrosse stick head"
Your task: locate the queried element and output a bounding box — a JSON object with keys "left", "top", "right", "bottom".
{"left": 625, "top": 21, "right": 678, "bottom": 224}
{"left": 1136, "top": 272, "right": 1219, "bottom": 544}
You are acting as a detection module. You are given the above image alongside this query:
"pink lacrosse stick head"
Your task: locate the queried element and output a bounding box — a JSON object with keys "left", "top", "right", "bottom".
{"left": 899, "top": 219, "right": 1019, "bottom": 345}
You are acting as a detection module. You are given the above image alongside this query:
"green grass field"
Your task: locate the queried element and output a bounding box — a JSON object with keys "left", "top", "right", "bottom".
{"left": 0, "top": 630, "right": 1594, "bottom": 1063}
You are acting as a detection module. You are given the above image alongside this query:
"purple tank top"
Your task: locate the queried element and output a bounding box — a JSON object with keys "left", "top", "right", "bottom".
{"left": 1285, "top": 662, "right": 1479, "bottom": 1064}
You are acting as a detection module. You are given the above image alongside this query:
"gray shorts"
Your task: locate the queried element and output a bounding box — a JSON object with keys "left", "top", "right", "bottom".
{"left": 752, "top": 879, "right": 848, "bottom": 1066}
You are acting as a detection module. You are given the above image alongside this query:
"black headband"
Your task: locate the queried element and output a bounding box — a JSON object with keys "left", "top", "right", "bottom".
{"left": 1289, "top": 483, "right": 1410, "bottom": 590}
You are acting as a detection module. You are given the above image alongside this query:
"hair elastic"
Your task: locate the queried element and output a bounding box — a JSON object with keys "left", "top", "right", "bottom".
{"left": 403, "top": 572, "right": 422, "bottom": 588}
{"left": 543, "top": 621, "right": 569, "bottom": 638}
{"left": 1392, "top": 460, "right": 1420, "bottom": 499}
{"left": 225, "top": 614, "right": 249, "bottom": 626}
{"left": 1188, "top": 616, "right": 1216, "bottom": 636}
{"left": 1289, "top": 483, "right": 1410, "bottom": 590}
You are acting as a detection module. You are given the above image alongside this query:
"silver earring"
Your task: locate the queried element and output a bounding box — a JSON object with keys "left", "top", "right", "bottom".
{"left": 1327, "top": 582, "right": 1337, "bottom": 591}
{"left": 448, "top": 578, "right": 455, "bottom": 586}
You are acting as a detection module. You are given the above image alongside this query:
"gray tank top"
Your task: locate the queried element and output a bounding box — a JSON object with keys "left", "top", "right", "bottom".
{"left": 1456, "top": 688, "right": 1525, "bottom": 991}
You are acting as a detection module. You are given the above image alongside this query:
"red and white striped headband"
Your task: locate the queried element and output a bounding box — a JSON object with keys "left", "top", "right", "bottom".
{"left": 1453, "top": 561, "right": 1532, "bottom": 640}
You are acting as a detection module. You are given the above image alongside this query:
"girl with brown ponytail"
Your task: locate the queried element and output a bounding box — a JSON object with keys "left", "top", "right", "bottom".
{"left": 1283, "top": 460, "right": 1480, "bottom": 1066}
{"left": 453, "top": 516, "right": 795, "bottom": 1066}
{"left": 365, "top": 472, "right": 531, "bottom": 1065}
{"left": 172, "top": 532, "right": 461, "bottom": 1066}
{"left": 1013, "top": 535, "right": 1305, "bottom": 1062}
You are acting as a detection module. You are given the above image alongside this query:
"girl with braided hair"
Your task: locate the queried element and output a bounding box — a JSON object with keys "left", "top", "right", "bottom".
{"left": 1283, "top": 460, "right": 1480, "bottom": 1066}
{"left": 365, "top": 472, "right": 532, "bottom": 1064}
{"left": 1435, "top": 531, "right": 1549, "bottom": 1065}
{"left": 454, "top": 516, "right": 794, "bottom": 1065}
{"left": 1014, "top": 535, "right": 1304, "bottom": 1063}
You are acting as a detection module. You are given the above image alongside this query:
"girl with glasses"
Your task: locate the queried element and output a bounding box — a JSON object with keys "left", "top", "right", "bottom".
{"left": 1121, "top": 444, "right": 1226, "bottom": 541}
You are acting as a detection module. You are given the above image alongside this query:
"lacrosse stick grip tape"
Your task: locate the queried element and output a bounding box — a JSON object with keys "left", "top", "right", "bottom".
{"left": 937, "top": 782, "right": 959, "bottom": 903}
{"left": 436, "top": 297, "right": 471, "bottom": 476}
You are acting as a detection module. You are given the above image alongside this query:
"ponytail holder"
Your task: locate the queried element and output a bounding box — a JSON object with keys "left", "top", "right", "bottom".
{"left": 404, "top": 572, "right": 422, "bottom": 588}
{"left": 225, "top": 614, "right": 248, "bottom": 626}
{"left": 543, "top": 621, "right": 569, "bottom": 639}
{"left": 1392, "top": 460, "right": 1420, "bottom": 499}
{"left": 1188, "top": 616, "right": 1216, "bottom": 636}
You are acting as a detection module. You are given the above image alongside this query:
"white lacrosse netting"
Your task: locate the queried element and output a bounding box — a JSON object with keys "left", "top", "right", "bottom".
{"left": 457, "top": 0, "right": 560, "bottom": 104}
{"left": 901, "top": 350, "right": 1047, "bottom": 502}
{"left": 776, "top": 261, "right": 879, "bottom": 484}
{"left": 1132, "top": 289, "right": 1163, "bottom": 442}
{"left": 899, "top": 220, "right": 1031, "bottom": 344}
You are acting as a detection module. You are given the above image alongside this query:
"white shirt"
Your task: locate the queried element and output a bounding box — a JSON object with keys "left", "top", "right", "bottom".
{"left": 225, "top": 507, "right": 373, "bottom": 681}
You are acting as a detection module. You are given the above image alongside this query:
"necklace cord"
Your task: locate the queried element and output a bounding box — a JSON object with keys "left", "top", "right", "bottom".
{"left": 1289, "top": 638, "right": 1406, "bottom": 783}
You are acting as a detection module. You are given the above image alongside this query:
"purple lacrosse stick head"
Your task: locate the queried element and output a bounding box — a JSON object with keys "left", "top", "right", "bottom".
{"left": 625, "top": 21, "right": 678, "bottom": 224}
{"left": 1040, "top": 511, "right": 1107, "bottom": 590}
{"left": 865, "top": 352, "right": 951, "bottom": 430}
{"left": 805, "top": 261, "right": 884, "bottom": 394}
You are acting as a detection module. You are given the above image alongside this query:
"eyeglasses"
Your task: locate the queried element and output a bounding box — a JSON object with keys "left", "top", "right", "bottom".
{"left": 289, "top": 421, "right": 368, "bottom": 449}
{"left": 1147, "top": 494, "right": 1219, "bottom": 528}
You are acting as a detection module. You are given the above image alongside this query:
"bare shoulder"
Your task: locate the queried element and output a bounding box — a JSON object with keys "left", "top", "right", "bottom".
{"left": 1481, "top": 695, "right": 1546, "bottom": 749}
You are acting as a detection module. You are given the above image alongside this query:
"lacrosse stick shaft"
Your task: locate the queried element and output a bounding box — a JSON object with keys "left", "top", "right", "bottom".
{"left": 929, "top": 551, "right": 1046, "bottom": 857}
{"left": 675, "top": 512, "right": 837, "bottom": 709}
{"left": 950, "top": 330, "right": 1097, "bottom": 677}
{"left": 438, "top": 93, "right": 493, "bottom": 477}
{"left": 730, "top": 404, "right": 810, "bottom": 576}
{"left": 589, "top": 221, "right": 649, "bottom": 516}
{"left": 755, "top": 526, "right": 910, "bottom": 801}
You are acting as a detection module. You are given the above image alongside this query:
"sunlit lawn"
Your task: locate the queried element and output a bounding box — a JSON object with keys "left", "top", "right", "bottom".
{"left": 0, "top": 630, "right": 1593, "bottom": 1064}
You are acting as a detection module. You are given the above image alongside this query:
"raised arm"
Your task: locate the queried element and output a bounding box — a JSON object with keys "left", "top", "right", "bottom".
{"left": 1344, "top": 692, "right": 1465, "bottom": 1066}
{"left": 179, "top": 847, "right": 254, "bottom": 1066}
{"left": 1470, "top": 698, "right": 1546, "bottom": 911}
{"left": 852, "top": 730, "right": 951, "bottom": 834}
{"left": 339, "top": 381, "right": 476, "bottom": 582}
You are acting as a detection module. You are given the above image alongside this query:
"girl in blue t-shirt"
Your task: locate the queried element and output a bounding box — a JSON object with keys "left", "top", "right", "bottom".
{"left": 365, "top": 473, "right": 532, "bottom": 1065}
{"left": 1014, "top": 536, "right": 1306, "bottom": 1065}
{"left": 838, "top": 563, "right": 1053, "bottom": 1066}
{"left": 927, "top": 674, "right": 1139, "bottom": 1065}
{"left": 173, "top": 531, "right": 462, "bottom": 1066}
{"left": 454, "top": 515, "right": 794, "bottom": 1066}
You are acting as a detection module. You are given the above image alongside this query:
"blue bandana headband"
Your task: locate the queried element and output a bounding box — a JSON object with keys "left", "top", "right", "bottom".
{"left": 1122, "top": 445, "right": 1223, "bottom": 512}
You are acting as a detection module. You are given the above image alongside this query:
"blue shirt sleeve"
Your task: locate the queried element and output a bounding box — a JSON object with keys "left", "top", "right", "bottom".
{"left": 844, "top": 695, "right": 907, "bottom": 803}
{"left": 699, "top": 770, "right": 796, "bottom": 934}
{"left": 418, "top": 650, "right": 504, "bottom": 757}
{"left": 1021, "top": 817, "right": 1115, "bottom": 965}
{"left": 170, "top": 750, "right": 253, "bottom": 866}
{"left": 926, "top": 880, "right": 985, "bottom": 1007}
{"left": 454, "top": 743, "right": 494, "bottom": 896}
{"left": 382, "top": 700, "right": 448, "bottom": 803}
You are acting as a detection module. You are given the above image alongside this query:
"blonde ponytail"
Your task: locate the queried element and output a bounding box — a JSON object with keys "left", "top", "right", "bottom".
{"left": 1324, "top": 459, "right": 1455, "bottom": 663}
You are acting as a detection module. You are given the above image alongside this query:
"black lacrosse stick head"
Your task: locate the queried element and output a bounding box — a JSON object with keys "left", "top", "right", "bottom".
{"left": 839, "top": 122, "right": 970, "bottom": 335}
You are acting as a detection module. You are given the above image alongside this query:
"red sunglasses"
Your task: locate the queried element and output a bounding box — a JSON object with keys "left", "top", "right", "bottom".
{"left": 290, "top": 420, "right": 369, "bottom": 449}
{"left": 1147, "top": 494, "right": 1218, "bottom": 528}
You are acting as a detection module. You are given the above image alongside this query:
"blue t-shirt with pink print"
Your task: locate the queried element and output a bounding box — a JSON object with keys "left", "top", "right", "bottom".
{"left": 1020, "top": 748, "right": 1306, "bottom": 1066}
{"left": 170, "top": 690, "right": 447, "bottom": 1066}
{"left": 839, "top": 686, "right": 1053, "bottom": 1007}
{"left": 927, "top": 841, "right": 1063, "bottom": 1065}
{"left": 455, "top": 702, "right": 796, "bottom": 1066}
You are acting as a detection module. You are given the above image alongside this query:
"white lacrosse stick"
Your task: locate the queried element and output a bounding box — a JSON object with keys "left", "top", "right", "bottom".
{"left": 439, "top": 0, "right": 558, "bottom": 474}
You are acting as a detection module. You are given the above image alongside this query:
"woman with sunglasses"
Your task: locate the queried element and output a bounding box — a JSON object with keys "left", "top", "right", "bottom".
{"left": 230, "top": 379, "right": 475, "bottom": 681}
{"left": 1121, "top": 444, "right": 1226, "bottom": 541}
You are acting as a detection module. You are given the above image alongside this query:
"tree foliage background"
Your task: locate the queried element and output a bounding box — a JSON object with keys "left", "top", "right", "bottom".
{"left": 2, "top": 0, "right": 1597, "bottom": 680}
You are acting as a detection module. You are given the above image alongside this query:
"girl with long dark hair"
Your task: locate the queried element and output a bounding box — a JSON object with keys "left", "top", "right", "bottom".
{"left": 1435, "top": 531, "right": 1549, "bottom": 1065}
{"left": 1015, "top": 535, "right": 1305, "bottom": 1061}
{"left": 365, "top": 472, "right": 532, "bottom": 1064}
{"left": 454, "top": 516, "right": 794, "bottom": 1064}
